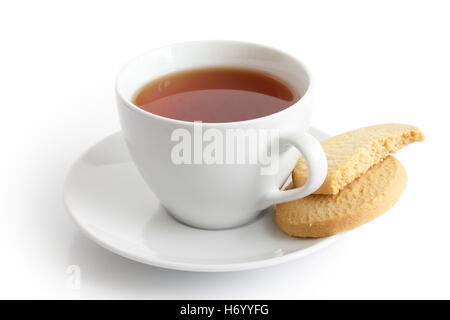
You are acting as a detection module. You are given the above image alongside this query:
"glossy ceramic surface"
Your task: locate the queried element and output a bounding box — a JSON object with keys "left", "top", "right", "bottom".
{"left": 64, "top": 128, "right": 337, "bottom": 272}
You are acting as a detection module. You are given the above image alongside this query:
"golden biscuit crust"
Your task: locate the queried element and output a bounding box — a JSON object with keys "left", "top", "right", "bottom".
{"left": 293, "top": 124, "right": 423, "bottom": 194}
{"left": 276, "top": 156, "right": 407, "bottom": 238}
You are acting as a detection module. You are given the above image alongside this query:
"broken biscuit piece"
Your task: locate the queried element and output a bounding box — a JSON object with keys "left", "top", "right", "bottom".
{"left": 292, "top": 124, "right": 424, "bottom": 194}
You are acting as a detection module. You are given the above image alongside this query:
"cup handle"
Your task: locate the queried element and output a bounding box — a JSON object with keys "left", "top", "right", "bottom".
{"left": 261, "top": 131, "right": 327, "bottom": 207}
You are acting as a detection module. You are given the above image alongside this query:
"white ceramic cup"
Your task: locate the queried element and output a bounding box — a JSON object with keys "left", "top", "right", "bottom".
{"left": 116, "top": 41, "right": 327, "bottom": 229}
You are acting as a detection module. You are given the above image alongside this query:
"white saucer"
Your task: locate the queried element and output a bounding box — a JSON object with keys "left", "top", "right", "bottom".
{"left": 64, "top": 127, "right": 338, "bottom": 272}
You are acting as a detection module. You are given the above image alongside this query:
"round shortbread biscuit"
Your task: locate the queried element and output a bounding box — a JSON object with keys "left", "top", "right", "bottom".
{"left": 275, "top": 156, "right": 407, "bottom": 238}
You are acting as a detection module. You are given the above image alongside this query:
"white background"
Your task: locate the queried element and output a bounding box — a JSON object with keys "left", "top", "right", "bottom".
{"left": 1, "top": 0, "right": 449, "bottom": 299}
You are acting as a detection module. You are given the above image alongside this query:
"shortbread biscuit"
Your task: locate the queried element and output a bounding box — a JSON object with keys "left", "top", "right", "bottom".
{"left": 276, "top": 156, "right": 407, "bottom": 238}
{"left": 293, "top": 124, "right": 423, "bottom": 194}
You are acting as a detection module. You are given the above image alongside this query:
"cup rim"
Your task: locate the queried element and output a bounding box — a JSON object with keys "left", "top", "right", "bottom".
{"left": 115, "top": 40, "right": 312, "bottom": 127}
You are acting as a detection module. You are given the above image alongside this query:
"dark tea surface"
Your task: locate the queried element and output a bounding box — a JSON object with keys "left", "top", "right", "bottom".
{"left": 133, "top": 67, "right": 299, "bottom": 123}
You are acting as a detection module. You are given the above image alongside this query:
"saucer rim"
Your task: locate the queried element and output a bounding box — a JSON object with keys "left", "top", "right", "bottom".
{"left": 64, "top": 128, "right": 339, "bottom": 272}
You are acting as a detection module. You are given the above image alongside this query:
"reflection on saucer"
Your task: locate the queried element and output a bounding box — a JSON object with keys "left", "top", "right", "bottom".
{"left": 64, "top": 130, "right": 338, "bottom": 272}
